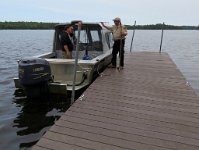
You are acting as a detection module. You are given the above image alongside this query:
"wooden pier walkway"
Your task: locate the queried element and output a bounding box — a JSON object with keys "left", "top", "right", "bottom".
{"left": 32, "top": 52, "right": 199, "bottom": 150}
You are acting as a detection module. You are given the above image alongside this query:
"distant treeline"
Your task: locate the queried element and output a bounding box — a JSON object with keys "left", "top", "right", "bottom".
{"left": 0, "top": 21, "right": 199, "bottom": 30}
{"left": 126, "top": 23, "right": 199, "bottom": 30}
{"left": 0, "top": 21, "right": 57, "bottom": 29}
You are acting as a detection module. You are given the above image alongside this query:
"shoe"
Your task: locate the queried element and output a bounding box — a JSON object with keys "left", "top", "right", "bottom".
{"left": 117, "top": 66, "right": 124, "bottom": 70}
{"left": 108, "top": 64, "right": 116, "bottom": 68}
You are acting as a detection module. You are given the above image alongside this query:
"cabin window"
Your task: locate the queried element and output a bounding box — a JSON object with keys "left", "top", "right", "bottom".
{"left": 105, "top": 32, "right": 113, "bottom": 49}
{"left": 90, "top": 30, "right": 100, "bottom": 42}
{"left": 90, "top": 30, "right": 102, "bottom": 51}
{"left": 79, "top": 30, "right": 89, "bottom": 43}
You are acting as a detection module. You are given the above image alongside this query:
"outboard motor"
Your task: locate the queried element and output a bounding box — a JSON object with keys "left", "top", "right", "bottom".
{"left": 18, "top": 58, "right": 53, "bottom": 98}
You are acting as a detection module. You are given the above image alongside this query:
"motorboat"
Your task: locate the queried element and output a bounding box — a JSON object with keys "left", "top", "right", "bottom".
{"left": 13, "top": 21, "right": 113, "bottom": 98}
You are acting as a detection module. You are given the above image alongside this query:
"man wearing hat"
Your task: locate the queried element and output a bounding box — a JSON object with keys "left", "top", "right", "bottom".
{"left": 101, "top": 17, "right": 128, "bottom": 68}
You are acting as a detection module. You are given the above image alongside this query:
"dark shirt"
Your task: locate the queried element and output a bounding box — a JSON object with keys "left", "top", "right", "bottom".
{"left": 60, "top": 31, "right": 74, "bottom": 52}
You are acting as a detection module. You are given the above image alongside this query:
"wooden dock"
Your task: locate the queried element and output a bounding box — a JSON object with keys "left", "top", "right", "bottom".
{"left": 32, "top": 52, "right": 199, "bottom": 150}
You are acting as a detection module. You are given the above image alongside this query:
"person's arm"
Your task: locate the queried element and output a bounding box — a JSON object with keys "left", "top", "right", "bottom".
{"left": 101, "top": 22, "right": 112, "bottom": 31}
{"left": 64, "top": 45, "right": 70, "bottom": 53}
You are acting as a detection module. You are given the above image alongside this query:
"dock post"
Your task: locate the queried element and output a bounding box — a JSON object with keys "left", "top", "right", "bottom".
{"left": 130, "top": 20, "right": 136, "bottom": 52}
{"left": 159, "top": 22, "right": 164, "bottom": 53}
{"left": 71, "top": 22, "right": 82, "bottom": 105}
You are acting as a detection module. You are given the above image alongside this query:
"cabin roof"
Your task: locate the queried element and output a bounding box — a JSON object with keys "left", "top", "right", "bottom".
{"left": 54, "top": 22, "right": 102, "bottom": 30}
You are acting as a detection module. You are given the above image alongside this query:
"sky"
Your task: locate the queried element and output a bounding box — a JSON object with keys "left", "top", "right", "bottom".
{"left": 1, "top": 0, "right": 199, "bottom": 26}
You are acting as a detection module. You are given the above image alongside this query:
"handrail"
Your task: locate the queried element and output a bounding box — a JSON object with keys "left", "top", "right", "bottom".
{"left": 71, "top": 22, "right": 82, "bottom": 105}
{"left": 159, "top": 22, "right": 164, "bottom": 53}
{"left": 130, "top": 20, "right": 136, "bottom": 52}
{"left": 128, "top": 21, "right": 164, "bottom": 53}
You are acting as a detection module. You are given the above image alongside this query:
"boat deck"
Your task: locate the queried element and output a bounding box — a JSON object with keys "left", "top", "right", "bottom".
{"left": 32, "top": 52, "right": 199, "bottom": 150}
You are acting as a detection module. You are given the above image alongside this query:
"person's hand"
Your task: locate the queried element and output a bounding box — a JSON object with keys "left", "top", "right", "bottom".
{"left": 100, "top": 22, "right": 105, "bottom": 26}
{"left": 75, "top": 21, "right": 82, "bottom": 28}
{"left": 77, "top": 21, "right": 82, "bottom": 28}
{"left": 121, "top": 32, "right": 127, "bottom": 36}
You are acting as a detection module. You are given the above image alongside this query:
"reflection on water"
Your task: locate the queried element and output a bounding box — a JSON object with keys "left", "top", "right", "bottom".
{"left": 12, "top": 90, "right": 71, "bottom": 149}
{"left": 10, "top": 88, "right": 84, "bottom": 149}
{"left": 0, "top": 30, "right": 56, "bottom": 150}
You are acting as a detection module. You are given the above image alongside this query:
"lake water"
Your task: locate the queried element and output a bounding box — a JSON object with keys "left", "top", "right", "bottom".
{"left": 0, "top": 30, "right": 199, "bottom": 149}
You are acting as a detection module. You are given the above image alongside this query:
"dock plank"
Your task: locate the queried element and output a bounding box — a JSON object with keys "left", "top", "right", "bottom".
{"left": 32, "top": 52, "right": 199, "bottom": 150}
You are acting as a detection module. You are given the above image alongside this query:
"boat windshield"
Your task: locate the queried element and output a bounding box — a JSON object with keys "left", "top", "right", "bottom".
{"left": 73, "top": 25, "right": 103, "bottom": 60}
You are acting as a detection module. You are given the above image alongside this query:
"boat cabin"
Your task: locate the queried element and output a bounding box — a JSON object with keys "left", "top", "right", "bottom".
{"left": 52, "top": 22, "right": 113, "bottom": 60}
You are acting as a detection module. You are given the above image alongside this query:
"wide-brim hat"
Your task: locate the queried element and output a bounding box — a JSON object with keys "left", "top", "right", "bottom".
{"left": 113, "top": 17, "right": 121, "bottom": 22}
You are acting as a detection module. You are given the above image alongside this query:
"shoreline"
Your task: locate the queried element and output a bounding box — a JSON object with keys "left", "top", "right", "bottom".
{"left": 0, "top": 21, "right": 199, "bottom": 30}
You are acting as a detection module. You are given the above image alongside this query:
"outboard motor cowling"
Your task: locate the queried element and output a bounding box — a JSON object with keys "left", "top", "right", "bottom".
{"left": 18, "top": 58, "right": 52, "bottom": 98}
{"left": 19, "top": 58, "right": 52, "bottom": 85}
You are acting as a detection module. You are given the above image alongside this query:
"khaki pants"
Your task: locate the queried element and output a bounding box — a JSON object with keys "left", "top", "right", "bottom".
{"left": 63, "top": 51, "right": 72, "bottom": 59}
